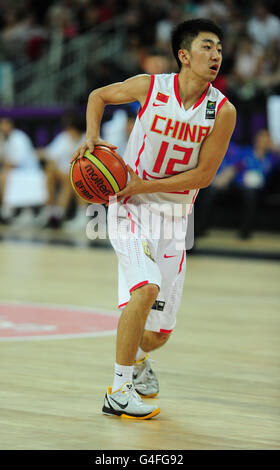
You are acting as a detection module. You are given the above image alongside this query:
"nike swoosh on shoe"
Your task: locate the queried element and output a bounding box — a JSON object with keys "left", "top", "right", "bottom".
{"left": 110, "top": 396, "right": 129, "bottom": 409}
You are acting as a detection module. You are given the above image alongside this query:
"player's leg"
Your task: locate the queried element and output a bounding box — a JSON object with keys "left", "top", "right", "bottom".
{"left": 37, "top": 162, "right": 69, "bottom": 227}
{"left": 56, "top": 168, "right": 72, "bottom": 212}
{"left": 132, "top": 331, "right": 170, "bottom": 398}
{"left": 103, "top": 206, "right": 161, "bottom": 419}
{"left": 133, "top": 215, "right": 187, "bottom": 397}
{"left": 44, "top": 160, "right": 56, "bottom": 206}
{"left": 140, "top": 330, "right": 171, "bottom": 352}
{"left": 103, "top": 283, "right": 161, "bottom": 420}
{"left": 116, "top": 283, "right": 159, "bottom": 366}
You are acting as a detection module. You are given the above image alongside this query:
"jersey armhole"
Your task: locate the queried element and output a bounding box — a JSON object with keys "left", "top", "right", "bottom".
{"left": 217, "top": 97, "right": 228, "bottom": 114}
{"left": 138, "top": 74, "right": 155, "bottom": 119}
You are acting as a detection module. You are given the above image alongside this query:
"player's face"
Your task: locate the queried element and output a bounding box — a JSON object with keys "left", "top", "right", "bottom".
{"left": 186, "top": 32, "right": 222, "bottom": 81}
{"left": 0, "top": 118, "right": 13, "bottom": 137}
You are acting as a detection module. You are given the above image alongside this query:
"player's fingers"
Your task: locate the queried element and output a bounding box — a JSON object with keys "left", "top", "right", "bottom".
{"left": 100, "top": 140, "right": 118, "bottom": 150}
{"left": 70, "top": 144, "right": 87, "bottom": 164}
{"left": 116, "top": 189, "right": 127, "bottom": 201}
{"left": 126, "top": 165, "right": 135, "bottom": 176}
{"left": 70, "top": 150, "right": 80, "bottom": 164}
{"left": 78, "top": 144, "right": 88, "bottom": 158}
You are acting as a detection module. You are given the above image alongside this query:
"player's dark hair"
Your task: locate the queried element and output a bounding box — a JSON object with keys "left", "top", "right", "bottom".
{"left": 171, "top": 19, "right": 224, "bottom": 69}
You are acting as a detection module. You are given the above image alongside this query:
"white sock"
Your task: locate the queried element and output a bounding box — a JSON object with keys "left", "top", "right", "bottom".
{"left": 112, "top": 363, "right": 134, "bottom": 392}
{"left": 135, "top": 347, "right": 147, "bottom": 362}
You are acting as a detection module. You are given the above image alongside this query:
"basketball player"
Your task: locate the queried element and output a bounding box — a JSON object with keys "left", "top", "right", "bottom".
{"left": 71, "top": 19, "right": 236, "bottom": 419}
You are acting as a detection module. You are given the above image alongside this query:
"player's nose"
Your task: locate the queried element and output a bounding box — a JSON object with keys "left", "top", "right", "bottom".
{"left": 211, "top": 49, "right": 220, "bottom": 60}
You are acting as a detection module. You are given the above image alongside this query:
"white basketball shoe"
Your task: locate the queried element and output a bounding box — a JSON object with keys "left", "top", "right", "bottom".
{"left": 102, "top": 382, "right": 160, "bottom": 419}
{"left": 133, "top": 355, "right": 159, "bottom": 398}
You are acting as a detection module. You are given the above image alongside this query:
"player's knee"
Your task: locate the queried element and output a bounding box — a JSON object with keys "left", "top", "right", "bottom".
{"left": 154, "top": 331, "right": 171, "bottom": 344}
{"left": 142, "top": 283, "right": 159, "bottom": 303}
{"left": 132, "top": 283, "right": 159, "bottom": 305}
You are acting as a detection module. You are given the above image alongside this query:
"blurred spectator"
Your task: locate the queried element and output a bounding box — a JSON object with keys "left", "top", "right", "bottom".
{"left": 196, "top": 129, "right": 280, "bottom": 239}
{"left": 247, "top": 2, "right": 280, "bottom": 48}
{"left": 36, "top": 112, "right": 86, "bottom": 229}
{"left": 1, "top": 8, "right": 47, "bottom": 66}
{"left": 77, "top": 3, "right": 101, "bottom": 33}
{"left": 86, "top": 60, "right": 128, "bottom": 97}
{"left": 267, "top": 95, "right": 280, "bottom": 149}
{"left": 0, "top": 8, "right": 29, "bottom": 65}
{"left": 257, "top": 45, "right": 280, "bottom": 95}
{"left": 227, "top": 33, "right": 264, "bottom": 100}
{"left": 46, "top": 4, "right": 78, "bottom": 40}
{"left": 0, "top": 117, "right": 42, "bottom": 223}
{"left": 101, "top": 108, "right": 136, "bottom": 157}
{"left": 233, "top": 34, "right": 263, "bottom": 84}
{"left": 115, "top": 31, "right": 145, "bottom": 77}
{"left": 140, "top": 47, "right": 172, "bottom": 74}
{"left": 192, "top": 0, "right": 231, "bottom": 22}
{"left": 155, "top": 4, "right": 185, "bottom": 53}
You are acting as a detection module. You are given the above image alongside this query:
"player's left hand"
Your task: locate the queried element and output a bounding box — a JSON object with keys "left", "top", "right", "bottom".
{"left": 115, "top": 165, "right": 147, "bottom": 201}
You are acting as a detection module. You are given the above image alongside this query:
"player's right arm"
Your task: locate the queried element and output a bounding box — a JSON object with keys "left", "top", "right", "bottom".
{"left": 71, "top": 75, "right": 151, "bottom": 162}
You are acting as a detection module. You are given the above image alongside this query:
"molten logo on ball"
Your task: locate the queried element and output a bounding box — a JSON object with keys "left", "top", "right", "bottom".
{"left": 85, "top": 164, "right": 111, "bottom": 196}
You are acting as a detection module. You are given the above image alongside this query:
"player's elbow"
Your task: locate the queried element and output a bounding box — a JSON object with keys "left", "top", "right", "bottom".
{"left": 88, "top": 88, "right": 106, "bottom": 105}
{"left": 197, "top": 170, "right": 214, "bottom": 188}
{"left": 202, "top": 175, "right": 214, "bottom": 188}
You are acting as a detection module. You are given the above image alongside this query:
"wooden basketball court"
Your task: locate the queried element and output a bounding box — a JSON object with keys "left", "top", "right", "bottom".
{"left": 0, "top": 234, "right": 279, "bottom": 450}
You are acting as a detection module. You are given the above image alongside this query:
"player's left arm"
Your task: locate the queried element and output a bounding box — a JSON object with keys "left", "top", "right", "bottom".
{"left": 117, "top": 101, "right": 236, "bottom": 198}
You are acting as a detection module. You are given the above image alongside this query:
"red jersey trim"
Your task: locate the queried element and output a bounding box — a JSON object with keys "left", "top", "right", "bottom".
{"left": 217, "top": 97, "right": 228, "bottom": 114}
{"left": 138, "top": 74, "right": 155, "bottom": 119}
{"left": 118, "top": 301, "right": 128, "bottom": 309}
{"left": 192, "top": 82, "right": 211, "bottom": 109}
{"left": 174, "top": 74, "right": 182, "bottom": 107}
{"left": 160, "top": 328, "right": 173, "bottom": 334}
{"left": 129, "top": 280, "right": 149, "bottom": 293}
{"left": 178, "top": 250, "right": 185, "bottom": 274}
{"left": 174, "top": 74, "right": 211, "bottom": 110}
{"left": 187, "top": 188, "right": 199, "bottom": 214}
{"left": 135, "top": 134, "right": 147, "bottom": 175}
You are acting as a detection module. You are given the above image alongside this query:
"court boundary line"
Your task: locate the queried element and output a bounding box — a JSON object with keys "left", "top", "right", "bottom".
{"left": 0, "top": 330, "right": 117, "bottom": 343}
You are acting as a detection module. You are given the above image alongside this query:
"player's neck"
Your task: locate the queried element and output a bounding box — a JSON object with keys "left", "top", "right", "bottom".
{"left": 177, "top": 69, "right": 209, "bottom": 110}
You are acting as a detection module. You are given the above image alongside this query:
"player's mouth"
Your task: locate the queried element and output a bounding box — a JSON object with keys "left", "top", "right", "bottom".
{"left": 209, "top": 64, "right": 219, "bottom": 73}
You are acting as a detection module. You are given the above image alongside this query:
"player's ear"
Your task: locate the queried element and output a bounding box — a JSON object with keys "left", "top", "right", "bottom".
{"left": 178, "top": 49, "right": 190, "bottom": 66}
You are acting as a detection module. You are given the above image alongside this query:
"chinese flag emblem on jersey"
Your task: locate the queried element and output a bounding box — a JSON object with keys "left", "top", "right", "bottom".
{"left": 156, "top": 92, "right": 169, "bottom": 103}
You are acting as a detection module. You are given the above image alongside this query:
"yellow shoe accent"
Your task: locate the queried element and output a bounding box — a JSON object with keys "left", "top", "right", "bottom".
{"left": 134, "top": 354, "right": 149, "bottom": 365}
{"left": 121, "top": 408, "right": 160, "bottom": 420}
{"left": 138, "top": 392, "right": 158, "bottom": 398}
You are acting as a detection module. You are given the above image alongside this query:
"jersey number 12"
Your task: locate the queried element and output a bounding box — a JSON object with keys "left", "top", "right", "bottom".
{"left": 153, "top": 141, "right": 194, "bottom": 175}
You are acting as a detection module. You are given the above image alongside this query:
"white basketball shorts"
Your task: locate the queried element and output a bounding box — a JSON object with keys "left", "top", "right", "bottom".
{"left": 108, "top": 201, "right": 187, "bottom": 333}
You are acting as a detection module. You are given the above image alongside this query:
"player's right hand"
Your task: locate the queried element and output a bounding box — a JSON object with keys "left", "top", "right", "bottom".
{"left": 70, "top": 137, "right": 118, "bottom": 164}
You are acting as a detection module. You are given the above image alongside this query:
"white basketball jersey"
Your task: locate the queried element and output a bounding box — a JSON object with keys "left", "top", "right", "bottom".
{"left": 123, "top": 73, "right": 227, "bottom": 214}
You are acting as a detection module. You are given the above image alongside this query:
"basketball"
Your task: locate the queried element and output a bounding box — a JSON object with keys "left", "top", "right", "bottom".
{"left": 70, "top": 145, "right": 128, "bottom": 203}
